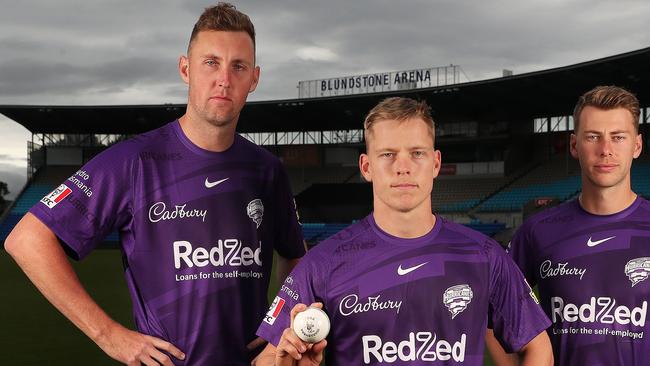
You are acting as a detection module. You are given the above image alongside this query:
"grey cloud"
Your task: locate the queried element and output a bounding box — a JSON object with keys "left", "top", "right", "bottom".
{"left": 0, "top": 154, "right": 27, "bottom": 162}
{"left": 0, "top": 55, "right": 179, "bottom": 98}
{"left": 0, "top": 0, "right": 649, "bottom": 105}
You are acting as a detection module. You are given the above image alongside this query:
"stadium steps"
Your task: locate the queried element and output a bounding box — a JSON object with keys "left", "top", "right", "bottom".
{"left": 475, "top": 157, "right": 581, "bottom": 212}
{"left": 631, "top": 163, "right": 650, "bottom": 198}
{"left": 466, "top": 161, "right": 540, "bottom": 216}
{"left": 432, "top": 175, "right": 510, "bottom": 213}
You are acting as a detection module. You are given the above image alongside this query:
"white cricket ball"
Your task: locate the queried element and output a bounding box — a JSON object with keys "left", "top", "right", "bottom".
{"left": 292, "top": 306, "right": 330, "bottom": 343}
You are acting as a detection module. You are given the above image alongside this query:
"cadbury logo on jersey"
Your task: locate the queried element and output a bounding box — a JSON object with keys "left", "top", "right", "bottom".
{"left": 339, "top": 294, "right": 403, "bottom": 317}
{"left": 443, "top": 284, "right": 473, "bottom": 319}
{"left": 173, "top": 239, "right": 262, "bottom": 269}
{"left": 149, "top": 202, "right": 207, "bottom": 223}
{"left": 539, "top": 260, "right": 587, "bottom": 280}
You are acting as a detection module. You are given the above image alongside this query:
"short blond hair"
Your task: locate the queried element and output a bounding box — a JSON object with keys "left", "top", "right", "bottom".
{"left": 573, "top": 85, "right": 640, "bottom": 133}
{"left": 363, "top": 97, "right": 435, "bottom": 148}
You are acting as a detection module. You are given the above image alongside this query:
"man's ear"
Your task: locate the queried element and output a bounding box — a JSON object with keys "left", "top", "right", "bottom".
{"left": 633, "top": 133, "right": 643, "bottom": 159}
{"left": 359, "top": 154, "right": 372, "bottom": 182}
{"left": 569, "top": 133, "right": 578, "bottom": 159}
{"left": 179, "top": 55, "right": 190, "bottom": 84}
{"left": 249, "top": 66, "right": 260, "bottom": 93}
{"left": 432, "top": 150, "right": 441, "bottom": 180}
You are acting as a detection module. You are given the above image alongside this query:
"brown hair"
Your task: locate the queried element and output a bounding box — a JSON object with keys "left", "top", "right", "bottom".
{"left": 188, "top": 2, "right": 256, "bottom": 53}
{"left": 573, "top": 85, "right": 640, "bottom": 133}
{"left": 364, "top": 97, "right": 435, "bottom": 147}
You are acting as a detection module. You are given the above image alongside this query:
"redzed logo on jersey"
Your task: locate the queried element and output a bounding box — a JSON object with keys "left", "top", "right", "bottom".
{"left": 264, "top": 296, "right": 286, "bottom": 325}
{"left": 40, "top": 184, "right": 72, "bottom": 209}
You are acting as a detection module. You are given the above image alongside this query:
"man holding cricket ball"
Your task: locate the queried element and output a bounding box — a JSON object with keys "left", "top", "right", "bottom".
{"left": 255, "top": 97, "right": 553, "bottom": 365}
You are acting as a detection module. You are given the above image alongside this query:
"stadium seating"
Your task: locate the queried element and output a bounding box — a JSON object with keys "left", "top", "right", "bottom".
{"left": 301, "top": 223, "right": 351, "bottom": 245}
{"left": 477, "top": 175, "right": 581, "bottom": 212}
{"left": 10, "top": 184, "right": 52, "bottom": 214}
{"left": 631, "top": 163, "right": 650, "bottom": 197}
{"left": 475, "top": 157, "right": 581, "bottom": 212}
{"left": 432, "top": 176, "right": 508, "bottom": 212}
{"left": 288, "top": 166, "right": 360, "bottom": 194}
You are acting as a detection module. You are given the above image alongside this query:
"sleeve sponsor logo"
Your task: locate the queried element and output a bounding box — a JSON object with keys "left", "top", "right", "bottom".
{"left": 68, "top": 195, "right": 97, "bottom": 224}
{"left": 362, "top": 332, "right": 466, "bottom": 363}
{"left": 67, "top": 170, "right": 93, "bottom": 198}
{"left": 247, "top": 199, "right": 264, "bottom": 228}
{"left": 280, "top": 284, "right": 300, "bottom": 301}
{"left": 625, "top": 257, "right": 650, "bottom": 287}
{"left": 40, "top": 184, "right": 72, "bottom": 208}
{"left": 264, "top": 296, "right": 286, "bottom": 325}
{"left": 442, "top": 284, "right": 473, "bottom": 319}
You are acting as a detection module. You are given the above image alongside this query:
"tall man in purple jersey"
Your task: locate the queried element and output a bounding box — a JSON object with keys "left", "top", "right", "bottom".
{"left": 255, "top": 97, "right": 553, "bottom": 365}
{"left": 4, "top": 3, "right": 305, "bottom": 365}
{"left": 486, "top": 86, "right": 650, "bottom": 366}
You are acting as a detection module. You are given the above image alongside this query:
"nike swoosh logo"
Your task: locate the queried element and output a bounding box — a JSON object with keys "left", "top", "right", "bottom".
{"left": 205, "top": 177, "right": 229, "bottom": 188}
{"left": 587, "top": 236, "right": 616, "bottom": 247}
{"left": 397, "top": 262, "right": 428, "bottom": 276}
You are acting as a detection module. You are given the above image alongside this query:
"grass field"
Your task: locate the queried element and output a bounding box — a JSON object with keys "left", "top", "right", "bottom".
{"left": 1, "top": 249, "right": 132, "bottom": 365}
{"left": 1, "top": 249, "right": 495, "bottom": 365}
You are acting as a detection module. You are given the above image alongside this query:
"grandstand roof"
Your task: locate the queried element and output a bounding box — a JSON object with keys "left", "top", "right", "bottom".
{"left": 2, "top": 46, "right": 649, "bottom": 134}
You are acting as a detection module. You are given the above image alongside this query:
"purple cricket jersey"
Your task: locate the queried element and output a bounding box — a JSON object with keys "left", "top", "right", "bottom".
{"left": 30, "top": 121, "right": 305, "bottom": 365}
{"left": 509, "top": 197, "right": 650, "bottom": 365}
{"left": 257, "top": 214, "right": 549, "bottom": 365}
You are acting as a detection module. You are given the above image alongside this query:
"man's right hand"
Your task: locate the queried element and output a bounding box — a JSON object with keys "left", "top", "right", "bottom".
{"left": 96, "top": 323, "right": 185, "bottom": 366}
{"left": 275, "top": 303, "right": 328, "bottom": 366}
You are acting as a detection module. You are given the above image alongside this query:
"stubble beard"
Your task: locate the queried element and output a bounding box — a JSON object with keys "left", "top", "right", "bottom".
{"left": 191, "top": 98, "right": 237, "bottom": 129}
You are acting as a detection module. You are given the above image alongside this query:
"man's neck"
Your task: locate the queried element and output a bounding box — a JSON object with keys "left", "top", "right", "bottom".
{"left": 579, "top": 181, "right": 637, "bottom": 215}
{"left": 372, "top": 202, "right": 436, "bottom": 239}
{"left": 178, "top": 114, "right": 236, "bottom": 152}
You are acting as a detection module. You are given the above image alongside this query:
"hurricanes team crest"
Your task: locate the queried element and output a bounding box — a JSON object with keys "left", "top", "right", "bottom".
{"left": 247, "top": 199, "right": 264, "bottom": 228}
{"left": 443, "top": 284, "right": 473, "bottom": 319}
{"left": 625, "top": 257, "right": 650, "bottom": 287}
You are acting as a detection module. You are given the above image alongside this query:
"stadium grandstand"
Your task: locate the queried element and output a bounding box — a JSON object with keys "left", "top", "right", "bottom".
{"left": 2, "top": 47, "right": 649, "bottom": 248}
{"left": 1, "top": 46, "right": 649, "bottom": 366}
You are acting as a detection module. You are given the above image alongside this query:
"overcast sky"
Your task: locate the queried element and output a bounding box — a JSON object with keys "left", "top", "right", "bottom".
{"left": 1, "top": 0, "right": 649, "bottom": 199}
